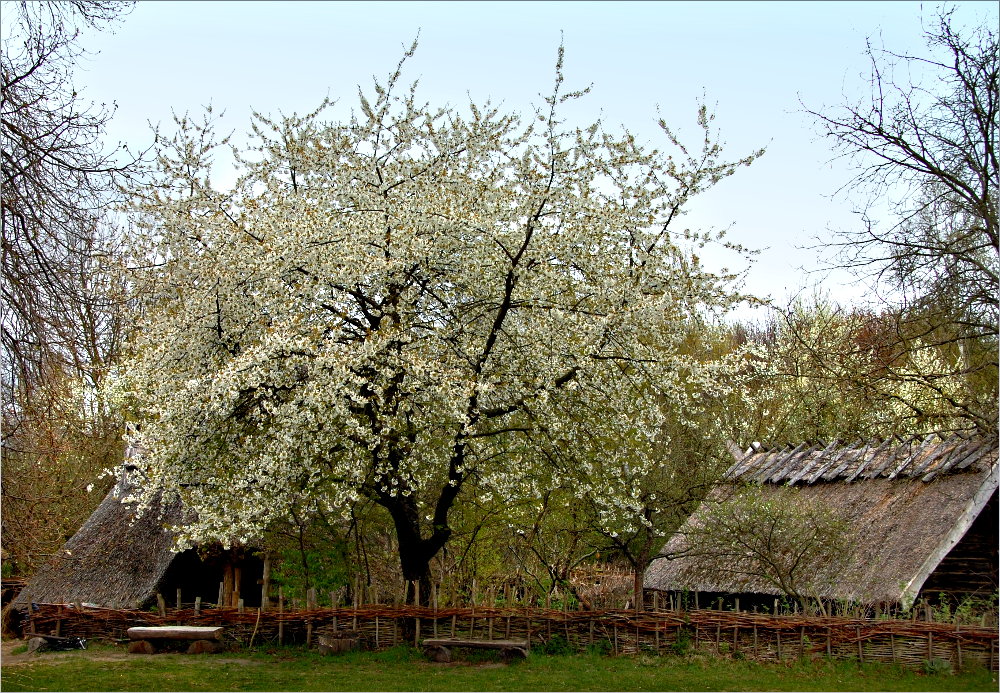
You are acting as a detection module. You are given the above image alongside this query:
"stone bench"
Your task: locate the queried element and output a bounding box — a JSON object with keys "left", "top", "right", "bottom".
{"left": 422, "top": 637, "right": 529, "bottom": 662}
{"left": 126, "top": 626, "right": 223, "bottom": 654}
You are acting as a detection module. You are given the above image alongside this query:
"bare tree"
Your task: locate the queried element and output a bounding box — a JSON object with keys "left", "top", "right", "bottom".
{"left": 1, "top": 0, "right": 136, "bottom": 575}
{"left": 804, "top": 7, "right": 998, "bottom": 433}
{"left": 2, "top": 0, "right": 135, "bottom": 392}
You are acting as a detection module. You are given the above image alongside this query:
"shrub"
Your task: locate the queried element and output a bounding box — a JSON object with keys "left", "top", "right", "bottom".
{"left": 536, "top": 634, "right": 573, "bottom": 656}
{"left": 671, "top": 627, "right": 693, "bottom": 656}
{"left": 922, "top": 658, "right": 952, "bottom": 676}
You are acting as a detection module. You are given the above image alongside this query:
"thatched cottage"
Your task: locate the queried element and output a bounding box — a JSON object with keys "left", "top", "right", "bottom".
{"left": 644, "top": 434, "right": 998, "bottom": 610}
{"left": 11, "top": 472, "right": 265, "bottom": 611}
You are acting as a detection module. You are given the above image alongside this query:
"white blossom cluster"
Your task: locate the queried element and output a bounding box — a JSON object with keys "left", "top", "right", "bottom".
{"left": 117, "top": 44, "right": 761, "bottom": 558}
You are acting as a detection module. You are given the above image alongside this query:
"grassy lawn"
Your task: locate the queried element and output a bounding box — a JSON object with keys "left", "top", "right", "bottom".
{"left": 2, "top": 642, "right": 997, "bottom": 692}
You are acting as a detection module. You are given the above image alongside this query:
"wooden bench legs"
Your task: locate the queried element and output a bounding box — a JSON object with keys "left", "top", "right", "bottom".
{"left": 127, "top": 638, "right": 220, "bottom": 654}
{"left": 424, "top": 644, "right": 452, "bottom": 662}
{"left": 422, "top": 638, "right": 529, "bottom": 662}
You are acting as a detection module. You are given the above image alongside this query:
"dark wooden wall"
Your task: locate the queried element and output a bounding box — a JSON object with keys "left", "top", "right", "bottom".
{"left": 920, "top": 490, "right": 998, "bottom": 604}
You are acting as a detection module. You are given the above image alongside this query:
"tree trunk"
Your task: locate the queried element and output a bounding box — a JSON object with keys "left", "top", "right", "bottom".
{"left": 633, "top": 554, "right": 646, "bottom": 614}
{"left": 632, "top": 526, "right": 654, "bottom": 614}
{"left": 381, "top": 493, "right": 448, "bottom": 607}
{"left": 222, "top": 563, "right": 235, "bottom": 608}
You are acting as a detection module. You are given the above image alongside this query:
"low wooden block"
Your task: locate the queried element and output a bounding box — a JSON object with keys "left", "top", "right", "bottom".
{"left": 26, "top": 637, "right": 48, "bottom": 654}
{"left": 317, "top": 634, "right": 359, "bottom": 654}
{"left": 128, "top": 640, "right": 156, "bottom": 654}
{"left": 186, "top": 639, "right": 220, "bottom": 654}
{"left": 424, "top": 644, "right": 452, "bottom": 663}
{"left": 501, "top": 646, "right": 528, "bottom": 660}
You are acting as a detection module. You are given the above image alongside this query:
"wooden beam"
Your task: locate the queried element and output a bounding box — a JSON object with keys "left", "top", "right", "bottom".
{"left": 772, "top": 441, "right": 829, "bottom": 485}
{"left": 887, "top": 434, "right": 937, "bottom": 479}
{"left": 127, "top": 626, "right": 223, "bottom": 641}
{"left": 844, "top": 437, "right": 895, "bottom": 482}
{"left": 422, "top": 638, "right": 528, "bottom": 649}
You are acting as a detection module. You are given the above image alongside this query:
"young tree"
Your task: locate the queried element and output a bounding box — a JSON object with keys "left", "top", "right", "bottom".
{"left": 117, "top": 43, "right": 762, "bottom": 601}
{"left": 686, "top": 485, "right": 853, "bottom": 613}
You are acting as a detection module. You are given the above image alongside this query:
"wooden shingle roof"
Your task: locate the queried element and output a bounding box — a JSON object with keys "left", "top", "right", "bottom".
{"left": 724, "top": 434, "right": 995, "bottom": 485}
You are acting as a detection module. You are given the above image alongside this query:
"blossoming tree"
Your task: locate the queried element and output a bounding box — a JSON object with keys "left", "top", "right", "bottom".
{"left": 119, "top": 44, "right": 762, "bottom": 601}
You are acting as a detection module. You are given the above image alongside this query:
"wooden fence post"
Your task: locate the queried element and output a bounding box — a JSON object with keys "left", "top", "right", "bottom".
{"left": 176, "top": 588, "right": 182, "bottom": 611}
{"left": 352, "top": 582, "right": 359, "bottom": 630}
{"left": 217, "top": 582, "right": 225, "bottom": 608}
{"left": 261, "top": 554, "right": 271, "bottom": 613}
{"left": 433, "top": 583, "right": 439, "bottom": 638}
{"left": 955, "top": 622, "right": 962, "bottom": 670}
{"left": 195, "top": 597, "right": 202, "bottom": 616}
{"left": 156, "top": 593, "right": 166, "bottom": 617}
{"left": 414, "top": 581, "right": 421, "bottom": 647}
{"left": 233, "top": 565, "right": 242, "bottom": 609}
{"left": 278, "top": 587, "right": 284, "bottom": 645}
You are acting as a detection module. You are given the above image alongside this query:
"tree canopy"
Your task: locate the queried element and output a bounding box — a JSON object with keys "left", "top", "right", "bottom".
{"left": 117, "top": 44, "right": 762, "bottom": 595}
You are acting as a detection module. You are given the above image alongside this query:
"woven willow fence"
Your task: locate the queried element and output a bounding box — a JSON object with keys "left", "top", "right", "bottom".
{"left": 17, "top": 602, "right": 998, "bottom": 672}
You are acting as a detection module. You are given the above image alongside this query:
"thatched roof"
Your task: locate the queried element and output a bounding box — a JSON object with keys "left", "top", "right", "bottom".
{"left": 12, "top": 474, "right": 187, "bottom": 610}
{"left": 644, "top": 434, "right": 998, "bottom": 606}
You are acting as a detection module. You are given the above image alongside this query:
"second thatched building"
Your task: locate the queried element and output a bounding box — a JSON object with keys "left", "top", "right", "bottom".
{"left": 644, "top": 434, "right": 998, "bottom": 612}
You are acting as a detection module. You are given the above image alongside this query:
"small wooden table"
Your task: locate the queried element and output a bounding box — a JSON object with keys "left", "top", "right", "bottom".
{"left": 126, "top": 626, "right": 223, "bottom": 654}
{"left": 422, "top": 637, "right": 529, "bottom": 662}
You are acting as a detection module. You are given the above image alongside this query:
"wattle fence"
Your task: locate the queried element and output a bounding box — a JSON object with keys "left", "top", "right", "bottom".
{"left": 13, "top": 601, "right": 998, "bottom": 672}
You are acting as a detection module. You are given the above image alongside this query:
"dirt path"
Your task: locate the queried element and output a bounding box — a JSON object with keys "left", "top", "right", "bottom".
{"left": 2, "top": 637, "right": 135, "bottom": 668}
{"left": 1, "top": 637, "right": 260, "bottom": 668}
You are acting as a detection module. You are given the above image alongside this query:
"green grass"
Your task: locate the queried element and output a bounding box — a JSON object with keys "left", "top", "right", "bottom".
{"left": 2, "top": 642, "right": 996, "bottom": 692}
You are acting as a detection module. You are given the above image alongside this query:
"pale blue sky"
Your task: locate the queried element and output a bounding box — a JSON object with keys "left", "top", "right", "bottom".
{"left": 16, "top": 0, "right": 998, "bottom": 319}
